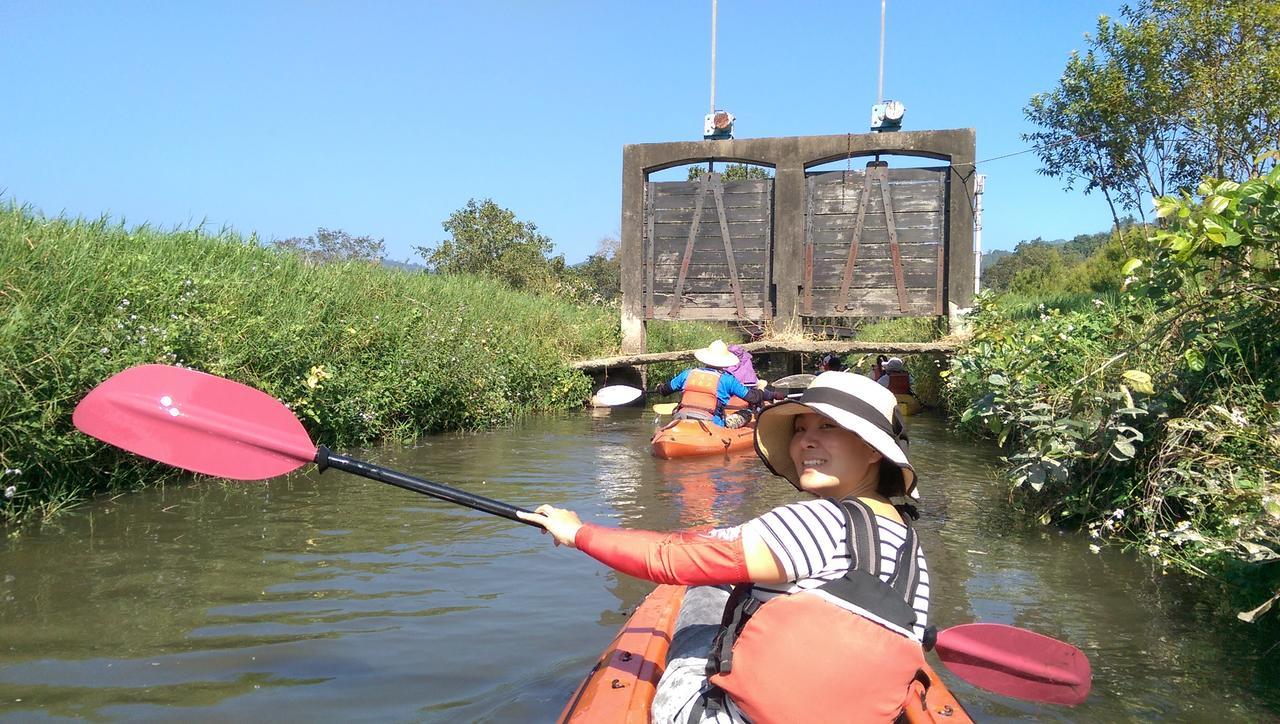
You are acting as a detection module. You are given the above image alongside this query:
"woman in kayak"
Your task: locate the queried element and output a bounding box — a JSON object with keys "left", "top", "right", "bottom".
{"left": 522, "top": 372, "right": 929, "bottom": 723}
{"left": 652, "top": 339, "right": 782, "bottom": 429}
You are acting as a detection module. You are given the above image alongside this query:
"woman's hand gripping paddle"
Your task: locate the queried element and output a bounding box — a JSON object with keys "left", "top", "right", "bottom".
{"left": 73, "top": 364, "right": 1092, "bottom": 706}
{"left": 72, "top": 364, "right": 539, "bottom": 526}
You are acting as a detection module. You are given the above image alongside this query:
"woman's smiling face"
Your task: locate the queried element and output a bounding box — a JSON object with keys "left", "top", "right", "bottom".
{"left": 788, "top": 412, "right": 882, "bottom": 498}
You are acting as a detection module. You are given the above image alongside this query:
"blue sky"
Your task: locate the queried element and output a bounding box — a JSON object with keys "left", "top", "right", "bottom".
{"left": 1, "top": 1, "right": 1127, "bottom": 264}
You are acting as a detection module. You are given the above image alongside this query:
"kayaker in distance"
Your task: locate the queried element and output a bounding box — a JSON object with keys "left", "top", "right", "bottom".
{"left": 879, "top": 356, "right": 914, "bottom": 395}
{"left": 818, "top": 352, "right": 845, "bottom": 373}
{"left": 870, "top": 354, "right": 889, "bottom": 382}
{"left": 523, "top": 373, "right": 929, "bottom": 723}
{"left": 651, "top": 339, "right": 784, "bottom": 429}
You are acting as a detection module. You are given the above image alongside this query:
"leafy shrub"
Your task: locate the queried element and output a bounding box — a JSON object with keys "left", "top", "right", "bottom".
{"left": 945, "top": 160, "right": 1280, "bottom": 616}
{"left": 0, "top": 204, "right": 615, "bottom": 523}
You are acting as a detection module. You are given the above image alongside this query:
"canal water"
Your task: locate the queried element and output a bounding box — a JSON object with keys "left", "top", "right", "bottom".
{"left": 2, "top": 409, "right": 1277, "bottom": 721}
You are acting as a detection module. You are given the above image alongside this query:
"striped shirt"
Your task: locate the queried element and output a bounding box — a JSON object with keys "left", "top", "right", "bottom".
{"left": 717, "top": 497, "right": 930, "bottom": 641}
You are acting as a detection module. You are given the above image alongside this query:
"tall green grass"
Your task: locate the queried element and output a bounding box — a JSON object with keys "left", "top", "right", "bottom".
{"left": 0, "top": 204, "right": 620, "bottom": 523}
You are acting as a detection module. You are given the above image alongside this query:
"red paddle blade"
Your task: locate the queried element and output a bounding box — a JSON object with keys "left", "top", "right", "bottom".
{"left": 74, "top": 364, "right": 316, "bottom": 480}
{"left": 935, "top": 623, "right": 1092, "bottom": 706}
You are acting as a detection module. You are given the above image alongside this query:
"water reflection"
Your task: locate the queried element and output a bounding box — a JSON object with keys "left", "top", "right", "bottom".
{"left": 0, "top": 409, "right": 1276, "bottom": 721}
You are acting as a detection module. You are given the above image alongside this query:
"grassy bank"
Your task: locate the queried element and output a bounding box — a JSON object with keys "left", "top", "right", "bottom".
{"left": 1, "top": 204, "right": 632, "bottom": 523}
{"left": 944, "top": 172, "right": 1280, "bottom": 617}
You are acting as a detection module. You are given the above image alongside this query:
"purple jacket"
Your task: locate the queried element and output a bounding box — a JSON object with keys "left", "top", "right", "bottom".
{"left": 725, "top": 344, "right": 759, "bottom": 386}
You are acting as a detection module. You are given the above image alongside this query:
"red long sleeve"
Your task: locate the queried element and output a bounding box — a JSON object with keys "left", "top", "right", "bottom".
{"left": 574, "top": 524, "right": 749, "bottom": 585}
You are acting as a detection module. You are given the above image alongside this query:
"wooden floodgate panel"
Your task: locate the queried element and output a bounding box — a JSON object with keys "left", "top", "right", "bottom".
{"left": 645, "top": 172, "right": 773, "bottom": 321}
{"left": 804, "top": 164, "right": 948, "bottom": 317}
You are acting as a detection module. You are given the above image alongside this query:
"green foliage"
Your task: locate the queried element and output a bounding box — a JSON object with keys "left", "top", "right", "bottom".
{"left": 417, "top": 198, "right": 567, "bottom": 292}
{"left": 983, "top": 225, "right": 1154, "bottom": 297}
{"left": 1024, "top": 0, "right": 1280, "bottom": 219}
{"left": 687, "top": 164, "right": 773, "bottom": 181}
{"left": 560, "top": 236, "right": 621, "bottom": 305}
{"left": 0, "top": 203, "right": 618, "bottom": 525}
{"left": 998, "top": 242, "right": 1069, "bottom": 295}
{"left": 274, "top": 228, "right": 386, "bottom": 264}
{"left": 946, "top": 161, "right": 1280, "bottom": 615}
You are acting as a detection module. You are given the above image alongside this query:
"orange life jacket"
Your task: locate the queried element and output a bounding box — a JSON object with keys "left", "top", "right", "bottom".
{"left": 886, "top": 370, "right": 913, "bottom": 395}
{"left": 701, "top": 499, "right": 927, "bottom": 723}
{"left": 677, "top": 369, "right": 723, "bottom": 420}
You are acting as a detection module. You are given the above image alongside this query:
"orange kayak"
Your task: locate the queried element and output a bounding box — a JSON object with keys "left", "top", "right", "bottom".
{"left": 650, "top": 418, "right": 756, "bottom": 459}
{"left": 559, "top": 585, "right": 972, "bottom": 723}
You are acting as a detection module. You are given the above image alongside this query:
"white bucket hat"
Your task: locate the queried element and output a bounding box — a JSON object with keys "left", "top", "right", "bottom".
{"left": 883, "top": 357, "right": 907, "bottom": 372}
{"left": 693, "top": 339, "right": 740, "bottom": 368}
{"left": 753, "top": 371, "right": 917, "bottom": 498}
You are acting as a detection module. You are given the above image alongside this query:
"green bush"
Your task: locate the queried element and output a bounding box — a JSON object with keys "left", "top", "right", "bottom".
{"left": 0, "top": 204, "right": 620, "bottom": 523}
{"left": 944, "top": 164, "right": 1280, "bottom": 616}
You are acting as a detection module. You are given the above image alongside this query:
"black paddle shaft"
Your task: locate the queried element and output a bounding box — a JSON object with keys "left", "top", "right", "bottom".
{"left": 316, "top": 446, "right": 539, "bottom": 527}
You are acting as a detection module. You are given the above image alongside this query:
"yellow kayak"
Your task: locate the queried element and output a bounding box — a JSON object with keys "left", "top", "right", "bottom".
{"left": 896, "top": 393, "right": 923, "bottom": 416}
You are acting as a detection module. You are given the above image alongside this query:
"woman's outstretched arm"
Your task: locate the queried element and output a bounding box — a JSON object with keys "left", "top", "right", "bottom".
{"left": 519, "top": 505, "right": 788, "bottom": 585}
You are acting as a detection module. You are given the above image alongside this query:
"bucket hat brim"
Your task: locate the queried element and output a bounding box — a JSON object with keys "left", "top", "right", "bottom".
{"left": 693, "top": 340, "right": 740, "bottom": 368}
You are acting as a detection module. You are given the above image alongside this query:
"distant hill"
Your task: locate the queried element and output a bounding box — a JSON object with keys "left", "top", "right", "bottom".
{"left": 981, "top": 224, "right": 1125, "bottom": 275}
{"left": 981, "top": 249, "right": 1012, "bottom": 271}
{"left": 381, "top": 258, "right": 427, "bottom": 272}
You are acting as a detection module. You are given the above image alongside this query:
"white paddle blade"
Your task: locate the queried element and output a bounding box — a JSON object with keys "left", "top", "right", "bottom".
{"left": 772, "top": 374, "right": 816, "bottom": 389}
{"left": 590, "top": 385, "right": 643, "bottom": 407}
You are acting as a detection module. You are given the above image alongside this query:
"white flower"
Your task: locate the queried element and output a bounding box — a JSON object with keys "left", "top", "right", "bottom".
{"left": 3, "top": 485, "right": 14, "bottom": 499}
{"left": 1111, "top": 508, "right": 1125, "bottom": 520}
{"left": 99, "top": 347, "right": 109, "bottom": 355}
{"left": 1228, "top": 516, "right": 1242, "bottom": 527}
{"left": 1093, "top": 298, "right": 1105, "bottom": 307}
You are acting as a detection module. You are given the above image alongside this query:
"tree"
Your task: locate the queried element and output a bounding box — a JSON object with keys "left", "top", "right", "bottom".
{"left": 565, "top": 235, "right": 622, "bottom": 303}
{"left": 687, "top": 163, "right": 773, "bottom": 181}
{"left": 274, "top": 228, "right": 385, "bottom": 264}
{"left": 982, "top": 239, "right": 1065, "bottom": 294}
{"left": 417, "top": 199, "right": 565, "bottom": 291}
{"left": 1024, "top": 0, "right": 1280, "bottom": 226}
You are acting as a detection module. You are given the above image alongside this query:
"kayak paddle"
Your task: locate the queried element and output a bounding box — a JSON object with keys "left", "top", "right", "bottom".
{"left": 652, "top": 397, "right": 752, "bottom": 417}
{"left": 72, "top": 364, "right": 538, "bottom": 526}
{"left": 73, "top": 364, "right": 1092, "bottom": 706}
{"left": 653, "top": 402, "right": 678, "bottom": 415}
{"left": 933, "top": 623, "right": 1091, "bottom": 706}
{"left": 590, "top": 384, "right": 643, "bottom": 407}
{"left": 772, "top": 373, "right": 815, "bottom": 389}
